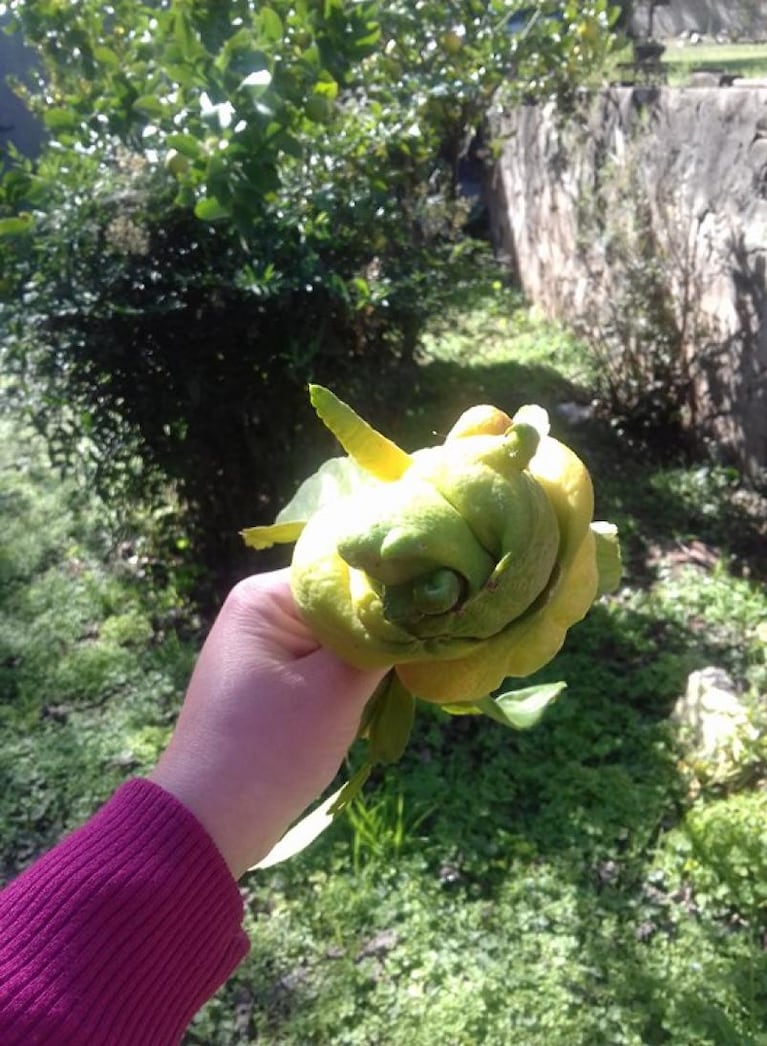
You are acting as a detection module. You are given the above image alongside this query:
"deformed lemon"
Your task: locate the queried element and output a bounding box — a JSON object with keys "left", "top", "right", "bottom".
{"left": 244, "top": 387, "right": 621, "bottom": 705}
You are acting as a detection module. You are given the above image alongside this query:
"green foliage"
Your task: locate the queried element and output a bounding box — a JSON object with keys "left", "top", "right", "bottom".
{"left": 4, "top": 0, "right": 382, "bottom": 220}
{"left": 0, "top": 143, "right": 382, "bottom": 576}
{"left": 3, "top": 1, "right": 621, "bottom": 226}
{"left": 1, "top": 0, "right": 621, "bottom": 575}
{"left": 344, "top": 787, "right": 433, "bottom": 873}
{"left": 661, "top": 792, "right": 767, "bottom": 928}
{"left": 0, "top": 407, "right": 196, "bottom": 876}
{"left": 575, "top": 172, "right": 696, "bottom": 451}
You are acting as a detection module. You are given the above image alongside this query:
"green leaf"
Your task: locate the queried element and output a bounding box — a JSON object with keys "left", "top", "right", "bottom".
{"left": 328, "top": 761, "right": 373, "bottom": 815}
{"left": 591, "top": 521, "right": 622, "bottom": 595}
{"left": 305, "top": 94, "right": 333, "bottom": 123}
{"left": 172, "top": 6, "right": 205, "bottom": 62}
{"left": 165, "top": 133, "right": 202, "bottom": 159}
{"left": 440, "top": 702, "right": 484, "bottom": 716}
{"left": 132, "top": 95, "right": 165, "bottom": 117}
{"left": 164, "top": 63, "right": 200, "bottom": 88}
{"left": 366, "top": 673, "right": 415, "bottom": 765}
{"left": 252, "top": 781, "right": 347, "bottom": 870}
{"left": 313, "top": 76, "right": 339, "bottom": 100}
{"left": 93, "top": 45, "right": 120, "bottom": 69}
{"left": 240, "top": 520, "right": 305, "bottom": 550}
{"left": 258, "top": 7, "right": 284, "bottom": 43}
{"left": 250, "top": 761, "right": 372, "bottom": 870}
{"left": 351, "top": 25, "right": 382, "bottom": 52}
{"left": 274, "top": 455, "right": 373, "bottom": 524}
{"left": 43, "top": 109, "right": 76, "bottom": 131}
{"left": 214, "top": 28, "right": 256, "bottom": 73}
{"left": 194, "top": 196, "right": 231, "bottom": 221}
{"left": 1, "top": 169, "right": 32, "bottom": 202}
{"left": 0, "top": 215, "right": 34, "bottom": 237}
{"left": 477, "top": 681, "right": 567, "bottom": 730}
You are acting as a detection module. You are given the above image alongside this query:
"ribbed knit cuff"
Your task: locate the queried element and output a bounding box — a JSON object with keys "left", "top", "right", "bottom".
{"left": 0, "top": 778, "right": 249, "bottom": 1045}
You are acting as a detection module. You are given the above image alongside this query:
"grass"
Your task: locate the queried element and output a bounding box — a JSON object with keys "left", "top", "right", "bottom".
{"left": 662, "top": 41, "right": 767, "bottom": 83}
{"left": 608, "top": 40, "right": 767, "bottom": 86}
{"left": 2, "top": 284, "right": 767, "bottom": 1044}
{"left": 0, "top": 411, "right": 198, "bottom": 877}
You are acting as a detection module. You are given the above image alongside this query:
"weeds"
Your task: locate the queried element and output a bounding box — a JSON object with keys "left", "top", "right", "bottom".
{"left": 573, "top": 138, "right": 706, "bottom": 455}
{"left": 344, "top": 788, "right": 435, "bottom": 874}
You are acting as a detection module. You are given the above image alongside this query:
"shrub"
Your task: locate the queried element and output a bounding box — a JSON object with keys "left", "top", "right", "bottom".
{"left": 574, "top": 154, "right": 701, "bottom": 456}
{"left": 661, "top": 791, "right": 767, "bottom": 929}
{"left": 1, "top": 0, "right": 620, "bottom": 578}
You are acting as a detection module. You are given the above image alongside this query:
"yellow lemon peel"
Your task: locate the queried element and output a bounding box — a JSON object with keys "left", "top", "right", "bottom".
{"left": 246, "top": 387, "right": 621, "bottom": 705}
{"left": 309, "top": 384, "right": 411, "bottom": 482}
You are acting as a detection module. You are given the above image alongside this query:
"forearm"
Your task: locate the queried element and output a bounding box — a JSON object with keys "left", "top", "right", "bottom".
{"left": 0, "top": 779, "right": 248, "bottom": 1046}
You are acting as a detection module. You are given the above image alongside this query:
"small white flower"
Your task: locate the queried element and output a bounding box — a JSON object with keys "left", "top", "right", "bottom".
{"left": 216, "top": 102, "right": 234, "bottom": 129}
{"left": 200, "top": 92, "right": 234, "bottom": 129}
{"left": 241, "top": 69, "right": 272, "bottom": 88}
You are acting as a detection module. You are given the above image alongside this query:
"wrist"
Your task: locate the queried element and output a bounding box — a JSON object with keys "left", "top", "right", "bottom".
{"left": 148, "top": 759, "right": 274, "bottom": 879}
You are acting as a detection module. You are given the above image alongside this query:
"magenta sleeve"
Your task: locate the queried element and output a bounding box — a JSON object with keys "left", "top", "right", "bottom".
{"left": 0, "top": 778, "right": 250, "bottom": 1045}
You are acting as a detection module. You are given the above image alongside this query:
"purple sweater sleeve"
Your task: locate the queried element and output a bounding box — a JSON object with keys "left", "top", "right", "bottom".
{"left": 0, "top": 778, "right": 250, "bottom": 1045}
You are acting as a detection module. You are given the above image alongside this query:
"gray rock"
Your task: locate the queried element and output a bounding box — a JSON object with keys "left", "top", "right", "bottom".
{"left": 671, "top": 667, "right": 756, "bottom": 778}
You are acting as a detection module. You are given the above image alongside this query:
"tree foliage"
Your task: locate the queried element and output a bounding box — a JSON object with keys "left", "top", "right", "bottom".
{"left": 3, "top": 1, "right": 619, "bottom": 223}
{"left": 0, "top": 0, "right": 620, "bottom": 579}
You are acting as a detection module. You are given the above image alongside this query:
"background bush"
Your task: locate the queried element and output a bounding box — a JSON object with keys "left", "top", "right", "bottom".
{"left": 1, "top": 0, "right": 619, "bottom": 582}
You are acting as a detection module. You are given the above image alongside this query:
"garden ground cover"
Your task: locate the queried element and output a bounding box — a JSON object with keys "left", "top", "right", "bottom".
{"left": 1, "top": 281, "right": 766, "bottom": 1044}
{"left": 662, "top": 42, "right": 767, "bottom": 84}
{"left": 606, "top": 40, "right": 767, "bottom": 86}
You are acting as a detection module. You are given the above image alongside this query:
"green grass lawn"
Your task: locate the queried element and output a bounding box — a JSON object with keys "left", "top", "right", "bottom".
{"left": 663, "top": 41, "right": 767, "bottom": 83}
{"left": 2, "top": 285, "right": 767, "bottom": 1044}
{"left": 0, "top": 412, "right": 198, "bottom": 875}
{"left": 608, "top": 40, "right": 767, "bottom": 86}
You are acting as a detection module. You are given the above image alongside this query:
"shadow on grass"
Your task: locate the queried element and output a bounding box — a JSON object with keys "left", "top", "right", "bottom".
{"left": 592, "top": 442, "right": 766, "bottom": 585}
{"left": 387, "top": 604, "right": 691, "bottom": 880}
{"left": 396, "top": 356, "right": 585, "bottom": 452}
{"left": 562, "top": 881, "right": 767, "bottom": 1046}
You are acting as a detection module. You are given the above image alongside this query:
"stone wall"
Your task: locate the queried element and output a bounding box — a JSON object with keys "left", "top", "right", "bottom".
{"left": 635, "top": 1, "right": 767, "bottom": 40}
{"left": 487, "top": 86, "right": 767, "bottom": 480}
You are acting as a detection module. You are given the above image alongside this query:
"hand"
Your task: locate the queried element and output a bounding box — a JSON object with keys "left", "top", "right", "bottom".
{"left": 149, "top": 570, "right": 388, "bottom": 878}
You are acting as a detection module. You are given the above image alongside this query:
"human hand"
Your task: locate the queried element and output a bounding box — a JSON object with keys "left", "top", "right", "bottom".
{"left": 149, "top": 570, "right": 388, "bottom": 878}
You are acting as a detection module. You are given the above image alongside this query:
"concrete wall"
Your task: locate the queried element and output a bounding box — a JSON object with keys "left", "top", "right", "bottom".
{"left": 487, "top": 86, "right": 767, "bottom": 480}
{"left": 636, "top": 1, "right": 767, "bottom": 40}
